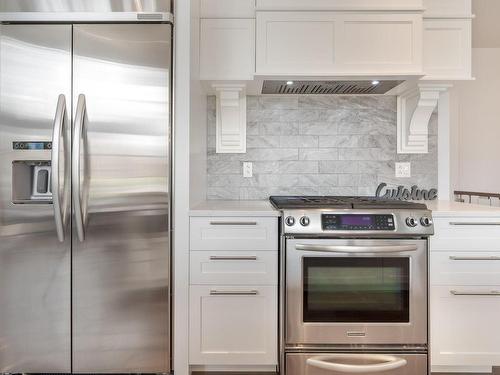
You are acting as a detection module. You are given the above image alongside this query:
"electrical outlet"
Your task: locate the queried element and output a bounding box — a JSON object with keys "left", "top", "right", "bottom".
{"left": 395, "top": 162, "right": 411, "bottom": 178}
{"left": 243, "top": 162, "right": 253, "bottom": 178}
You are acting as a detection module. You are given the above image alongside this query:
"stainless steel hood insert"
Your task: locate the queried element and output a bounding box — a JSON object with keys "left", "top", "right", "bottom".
{"left": 262, "top": 80, "right": 404, "bottom": 95}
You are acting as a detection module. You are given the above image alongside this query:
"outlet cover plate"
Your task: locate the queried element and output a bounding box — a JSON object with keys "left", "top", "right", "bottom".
{"left": 243, "top": 162, "right": 253, "bottom": 178}
{"left": 395, "top": 162, "right": 411, "bottom": 178}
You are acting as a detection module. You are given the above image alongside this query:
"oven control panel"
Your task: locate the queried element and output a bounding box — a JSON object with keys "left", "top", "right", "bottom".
{"left": 322, "top": 214, "right": 395, "bottom": 231}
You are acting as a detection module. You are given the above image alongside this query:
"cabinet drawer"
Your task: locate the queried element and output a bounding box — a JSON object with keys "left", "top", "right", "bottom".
{"left": 190, "top": 251, "right": 277, "bottom": 285}
{"left": 430, "top": 285, "right": 500, "bottom": 367}
{"left": 190, "top": 217, "right": 278, "bottom": 251}
{"left": 431, "top": 252, "right": 500, "bottom": 286}
{"left": 431, "top": 218, "right": 500, "bottom": 251}
{"left": 189, "top": 285, "right": 278, "bottom": 365}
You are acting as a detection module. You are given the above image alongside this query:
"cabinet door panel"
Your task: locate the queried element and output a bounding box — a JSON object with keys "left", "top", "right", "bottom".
{"left": 256, "top": 11, "right": 422, "bottom": 75}
{"left": 423, "top": 19, "right": 471, "bottom": 80}
{"left": 189, "top": 285, "right": 278, "bottom": 365}
{"left": 256, "top": 12, "right": 336, "bottom": 74}
{"left": 431, "top": 286, "right": 500, "bottom": 367}
{"left": 200, "top": 19, "right": 255, "bottom": 80}
{"left": 336, "top": 13, "right": 422, "bottom": 72}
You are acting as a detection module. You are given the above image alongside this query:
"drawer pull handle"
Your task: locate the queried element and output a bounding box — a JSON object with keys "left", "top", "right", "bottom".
{"left": 451, "top": 290, "right": 500, "bottom": 296}
{"left": 210, "top": 290, "right": 259, "bottom": 296}
{"left": 209, "top": 221, "right": 258, "bottom": 226}
{"left": 209, "top": 256, "right": 258, "bottom": 261}
{"left": 449, "top": 222, "right": 500, "bottom": 226}
{"left": 450, "top": 256, "right": 500, "bottom": 261}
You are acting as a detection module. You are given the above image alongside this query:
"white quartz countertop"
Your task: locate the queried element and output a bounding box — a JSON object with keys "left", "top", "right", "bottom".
{"left": 189, "top": 199, "right": 500, "bottom": 218}
{"left": 189, "top": 200, "right": 280, "bottom": 217}
{"left": 426, "top": 200, "right": 500, "bottom": 217}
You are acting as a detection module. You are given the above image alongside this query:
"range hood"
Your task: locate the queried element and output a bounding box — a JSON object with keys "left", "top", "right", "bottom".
{"left": 261, "top": 80, "right": 404, "bottom": 95}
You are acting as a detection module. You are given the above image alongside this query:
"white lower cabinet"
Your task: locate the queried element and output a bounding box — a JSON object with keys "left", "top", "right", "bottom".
{"left": 431, "top": 286, "right": 500, "bottom": 367}
{"left": 431, "top": 251, "right": 500, "bottom": 286}
{"left": 189, "top": 215, "right": 279, "bottom": 367}
{"left": 189, "top": 285, "right": 278, "bottom": 365}
{"left": 430, "top": 215, "right": 500, "bottom": 372}
{"left": 190, "top": 251, "right": 278, "bottom": 285}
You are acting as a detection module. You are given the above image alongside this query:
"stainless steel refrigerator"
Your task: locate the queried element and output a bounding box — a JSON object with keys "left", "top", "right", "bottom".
{"left": 0, "top": 4, "right": 173, "bottom": 373}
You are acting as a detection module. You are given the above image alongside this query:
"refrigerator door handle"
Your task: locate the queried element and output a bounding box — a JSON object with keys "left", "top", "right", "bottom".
{"left": 73, "top": 94, "right": 89, "bottom": 242}
{"left": 51, "top": 94, "right": 69, "bottom": 242}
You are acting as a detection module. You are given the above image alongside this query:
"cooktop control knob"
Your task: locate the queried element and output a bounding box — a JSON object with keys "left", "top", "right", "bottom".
{"left": 420, "top": 216, "right": 433, "bottom": 227}
{"left": 299, "top": 216, "right": 310, "bottom": 227}
{"left": 406, "top": 217, "right": 418, "bottom": 227}
{"left": 285, "top": 216, "right": 295, "bottom": 226}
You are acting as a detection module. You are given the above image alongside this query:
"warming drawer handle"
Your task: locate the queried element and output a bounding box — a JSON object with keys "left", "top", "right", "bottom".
{"left": 209, "top": 256, "right": 258, "bottom": 261}
{"left": 209, "top": 221, "right": 257, "bottom": 226}
{"left": 450, "top": 256, "right": 500, "bottom": 261}
{"left": 307, "top": 354, "right": 408, "bottom": 373}
{"left": 451, "top": 290, "right": 500, "bottom": 296}
{"left": 449, "top": 222, "right": 500, "bottom": 226}
{"left": 51, "top": 94, "right": 69, "bottom": 243}
{"left": 210, "top": 290, "right": 259, "bottom": 296}
{"left": 295, "top": 244, "right": 418, "bottom": 254}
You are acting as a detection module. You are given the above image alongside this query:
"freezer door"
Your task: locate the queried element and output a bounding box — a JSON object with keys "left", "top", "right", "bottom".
{"left": 0, "top": 25, "right": 72, "bottom": 372}
{"left": 72, "top": 24, "right": 172, "bottom": 373}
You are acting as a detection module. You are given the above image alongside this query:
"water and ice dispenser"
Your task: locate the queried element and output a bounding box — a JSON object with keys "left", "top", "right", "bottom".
{"left": 12, "top": 141, "right": 53, "bottom": 204}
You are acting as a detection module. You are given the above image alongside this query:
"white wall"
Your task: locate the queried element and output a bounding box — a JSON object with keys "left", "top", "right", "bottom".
{"left": 452, "top": 49, "right": 500, "bottom": 193}
{"left": 450, "top": 0, "right": 500, "bottom": 194}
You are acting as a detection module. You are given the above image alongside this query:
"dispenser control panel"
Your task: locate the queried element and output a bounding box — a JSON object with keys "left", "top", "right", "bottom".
{"left": 13, "top": 141, "right": 52, "bottom": 150}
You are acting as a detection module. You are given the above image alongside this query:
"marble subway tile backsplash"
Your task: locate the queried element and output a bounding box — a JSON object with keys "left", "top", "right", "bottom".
{"left": 207, "top": 96, "right": 438, "bottom": 200}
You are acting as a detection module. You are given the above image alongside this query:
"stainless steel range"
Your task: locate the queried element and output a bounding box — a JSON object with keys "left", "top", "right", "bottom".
{"left": 270, "top": 196, "right": 434, "bottom": 375}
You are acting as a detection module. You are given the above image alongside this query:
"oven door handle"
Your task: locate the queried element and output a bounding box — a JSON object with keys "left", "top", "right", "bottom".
{"left": 295, "top": 244, "right": 419, "bottom": 254}
{"left": 307, "top": 354, "right": 407, "bottom": 373}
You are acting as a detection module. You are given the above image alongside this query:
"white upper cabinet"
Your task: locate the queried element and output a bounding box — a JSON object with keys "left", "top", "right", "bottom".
{"left": 200, "top": 0, "right": 256, "bottom": 18}
{"left": 423, "top": 19, "right": 471, "bottom": 80}
{"left": 421, "top": 0, "right": 473, "bottom": 80}
{"left": 256, "top": 0, "right": 423, "bottom": 11}
{"left": 256, "top": 12, "right": 337, "bottom": 76}
{"left": 335, "top": 13, "right": 422, "bottom": 75}
{"left": 256, "top": 11, "right": 423, "bottom": 77}
{"left": 423, "top": 0, "right": 471, "bottom": 17}
{"left": 198, "top": 0, "right": 472, "bottom": 81}
{"left": 200, "top": 19, "right": 255, "bottom": 81}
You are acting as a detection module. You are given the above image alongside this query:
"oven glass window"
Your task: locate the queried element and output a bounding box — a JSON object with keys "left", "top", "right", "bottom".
{"left": 303, "top": 257, "right": 410, "bottom": 323}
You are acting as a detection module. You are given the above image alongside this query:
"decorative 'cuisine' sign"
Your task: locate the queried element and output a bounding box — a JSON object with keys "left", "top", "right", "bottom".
{"left": 376, "top": 183, "right": 438, "bottom": 201}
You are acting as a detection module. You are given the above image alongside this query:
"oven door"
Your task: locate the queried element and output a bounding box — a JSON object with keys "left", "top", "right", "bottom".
{"left": 286, "top": 239, "right": 427, "bottom": 345}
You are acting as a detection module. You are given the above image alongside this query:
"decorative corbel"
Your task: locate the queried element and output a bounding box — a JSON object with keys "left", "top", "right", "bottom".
{"left": 397, "top": 83, "right": 452, "bottom": 154}
{"left": 213, "top": 84, "right": 247, "bottom": 154}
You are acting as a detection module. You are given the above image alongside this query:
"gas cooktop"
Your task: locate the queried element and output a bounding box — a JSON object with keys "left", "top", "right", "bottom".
{"left": 269, "top": 195, "right": 428, "bottom": 210}
{"left": 269, "top": 196, "right": 433, "bottom": 236}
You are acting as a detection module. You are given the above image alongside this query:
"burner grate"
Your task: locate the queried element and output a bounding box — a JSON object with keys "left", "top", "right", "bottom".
{"left": 269, "top": 196, "right": 428, "bottom": 210}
